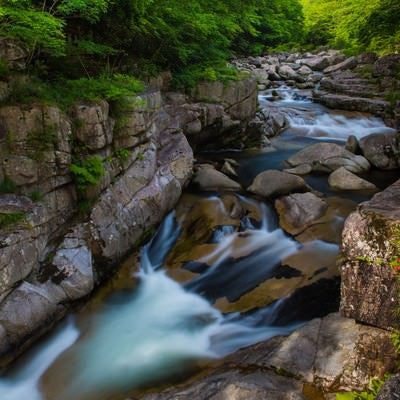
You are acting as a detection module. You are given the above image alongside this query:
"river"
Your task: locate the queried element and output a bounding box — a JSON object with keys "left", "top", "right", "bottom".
{"left": 0, "top": 85, "right": 397, "bottom": 400}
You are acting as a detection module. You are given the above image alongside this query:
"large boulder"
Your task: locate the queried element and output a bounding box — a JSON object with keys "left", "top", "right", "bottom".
{"left": 140, "top": 313, "right": 397, "bottom": 399}
{"left": 193, "top": 164, "right": 241, "bottom": 191}
{"left": 298, "top": 56, "right": 330, "bottom": 71}
{"left": 359, "top": 132, "right": 400, "bottom": 170}
{"left": 340, "top": 179, "right": 400, "bottom": 330}
{"left": 274, "top": 192, "right": 328, "bottom": 235}
{"left": 323, "top": 56, "right": 358, "bottom": 74}
{"left": 247, "top": 170, "right": 308, "bottom": 198}
{"left": 328, "top": 167, "right": 377, "bottom": 191}
{"left": 287, "top": 143, "right": 370, "bottom": 174}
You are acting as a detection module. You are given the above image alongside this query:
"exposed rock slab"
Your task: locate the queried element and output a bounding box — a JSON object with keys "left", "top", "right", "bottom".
{"left": 376, "top": 374, "right": 400, "bottom": 400}
{"left": 138, "top": 313, "right": 397, "bottom": 399}
{"left": 328, "top": 167, "right": 377, "bottom": 191}
{"left": 359, "top": 132, "right": 400, "bottom": 170}
{"left": 274, "top": 192, "right": 328, "bottom": 235}
{"left": 287, "top": 143, "right": 370, "bottom": 174}
{"left": 193, "top": 165, "right": 241, "bottom": 191}
{"left": 340, "top": 179, "right": 400, "bottom": 329}
{"left": 247, "top": 170, "right": 308, "bottom": 198}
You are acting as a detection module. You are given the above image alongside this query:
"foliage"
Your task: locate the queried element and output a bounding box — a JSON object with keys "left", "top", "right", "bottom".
{"left": 29, "top": 190, "right": 43, "bottom": 202}
{"left": 300, "top": 0, "right": 400, "bottom": 54}
{"left": 0, "top": 212, "right": 26, "bottom": 229}
{"left": 336, "top": 377, "right": 386, "bottom": 400}
{"left": 0, "top": 177, "right": 17, "bottom": 194}
{"left": 3, "top": 74, "right": 143, "bottom": 109}
{"left": 70, "top": 155, "right": 105, "bottom": 191}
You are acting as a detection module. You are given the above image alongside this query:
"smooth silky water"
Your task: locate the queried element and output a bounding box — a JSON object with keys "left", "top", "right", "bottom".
{"left": 0, "top": 85, "right": 397, "bottom": 400}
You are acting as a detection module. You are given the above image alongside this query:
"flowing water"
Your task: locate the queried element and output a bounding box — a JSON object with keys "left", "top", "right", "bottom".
{"left": 0, "top": 85, "right": 397, "bottom": 400}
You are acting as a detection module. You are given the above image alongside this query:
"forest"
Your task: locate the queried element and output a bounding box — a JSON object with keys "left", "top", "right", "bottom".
{"left": 0, "top": 0, "right": 399, "bottom": 98}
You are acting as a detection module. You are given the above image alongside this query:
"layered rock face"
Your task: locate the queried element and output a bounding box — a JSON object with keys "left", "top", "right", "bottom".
{"left": 340, "top": 179, "right": 400, "bottom": 330}
{"left": 0, "top": 53, "right": 258, "bottom": 364}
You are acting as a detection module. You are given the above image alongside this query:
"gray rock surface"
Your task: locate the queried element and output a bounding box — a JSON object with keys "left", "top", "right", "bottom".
{"left": 340, "top": 179, "right": 400, "bottom": 329}
{"left": 247, "top": 170, "right": 308, "bottom": 198}
{"left": 287, "top": 142, "right": 370, "bottom": 174}
{"left": 328, "top": 167, "right": 377, "bottom": 191}
{"left": 138, "top": 313, "right": 397, "bottom": 399}
{"left": 376, "top": 374, "right": 400, "bottom": 400}
{"left": 193, "top": 164, "right": 241, "bottom": 191}
{"left": 274, "top": 192, "right": 328, "bottom": 235}
{"left": 359, "top": 132, "right": 400, "bottom": 170}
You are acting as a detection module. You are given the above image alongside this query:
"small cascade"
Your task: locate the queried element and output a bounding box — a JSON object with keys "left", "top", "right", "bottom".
{"left": 0, "top": 204, "right": 301, "bottom": 400}
{"left": 285, "top": 112, "right": 396, "bottom": 140}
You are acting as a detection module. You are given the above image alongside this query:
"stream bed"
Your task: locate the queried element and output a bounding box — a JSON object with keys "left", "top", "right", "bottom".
{"left": 0, "top": 86, "right": 398, "bottom": 400}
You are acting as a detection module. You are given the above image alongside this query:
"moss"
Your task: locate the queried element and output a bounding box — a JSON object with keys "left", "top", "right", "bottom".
{"left": 0, "top": 177, "right": 17, "bottom": 194}
{"left": 0, "top": 212, "right": 26, "bottom": 229}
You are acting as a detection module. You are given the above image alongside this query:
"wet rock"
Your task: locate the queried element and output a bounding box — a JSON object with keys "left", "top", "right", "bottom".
{"left": 287, "top": 142, "right": 370, "bottom": 174}
{"left": 340, "top": 179, "right": 400, "bottom": 330}
{"left": 328, "top": 167, "right": 377, "bottom": 191}
{"left": 275, "top": 192, "right": 328, "bottom": 235}
{"left": 376, "top": 374, "right": 400, "bottom": 400}
{"left": 283, "top": 164, "right": 312, "bottom": 176}
{"left": 323, "top": 56, "right": 358, "bottom": 74}
{"left": 264, "top": 313, "right": 397, "bottom": 392}
{"left": 193, "top": 165, "right": 241, "bottom": 191}
{"left": 359, "top": 132, "right": 400, "bottom": 170}
{"left": 140, "top": 368, "right": 306, "bottom": 400}
{"left": 221, "top": 159, "right": 238, "bottom": 177}
{"left": 345, "top": 135, "right": 360, "bottom": 154}
{"left": 314, "top": 92, "right": 391, "bottom": 115}
{"left": 247, "top": 170, "right": 308, "bottom": 199}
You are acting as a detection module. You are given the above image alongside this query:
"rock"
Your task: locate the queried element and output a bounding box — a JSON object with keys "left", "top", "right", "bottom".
{"left": 297, "top": 65, "right": 312, "bottom": 76}
{"left": 299, "top": 56, "right": 330, "bottom": 71}
{"left": 357, "top": 52, "right": 378, "bottom": 64}
{"left": 247, "top": 170, "right": 308, "bottom": 199}
{"left": 275, "top": 192, "right": 328, "bottom": 235}
{"left": 140, "top": 368, "right": 306, "bottom": 400}
{"left": 3, "top": 156, "right": 38, "bottom": 186}
{"left": 345, "top": 135, "right": 360, "bottom": 154}
{"left": 193, "top": 165, "right": 241, "bottom": 191}
{"left": 287, "top": 142, "right": 370, "bottom": 174}
{"left": 340, "top": 179, "right": 400, "bottom": 330}
{"left": 141, "top": 313, "right": 398, "bottom": 399}
{"left": 0, "top": 194, "right": 34, "bottom": 214}
{"left": 328, "top": 167, "right": 377, "bottom": 191}
{"left": 0, "top": 38, "right": 27, "bottom": 70}
{"left": 376, "top": 374, "right": 400, "bottom": 400}
{"left": 221, "top": 159, "right": 238, "bottom": 177}
{"left": 51, "top": 243, "right": 94, "bottom": 301}
{"left": 283, "top": 164, "right": 312, "bottom": 175}
{"left": 253, "top": 69, "right": 270, "bottom": 85}
{"left": 263, "top": 313, "right": 397, "bottom": 392}
{"left": 323, "top": 56, "right": 358, "bottom": 74}
{"left": 192, "top": 78, "right": 257, "bottom": 120}
{"left": 278, "top": 65, "right": 300, "bottom": 81}
{"left": 314, "top": 92, "right": 391, "bottom": 115}
{"left": 373, "top": 55, "right": 400, "bottom": 77}
{"left": 359, "top": 132, "right": 400, "bottom": 170}
{"left": 73, "top": 101, "right": 114, "bottom": 150}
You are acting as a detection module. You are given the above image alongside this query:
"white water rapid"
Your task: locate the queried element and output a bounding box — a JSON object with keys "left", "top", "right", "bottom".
{"left": 0, "top": 203, "right": 300, "bottom": 400}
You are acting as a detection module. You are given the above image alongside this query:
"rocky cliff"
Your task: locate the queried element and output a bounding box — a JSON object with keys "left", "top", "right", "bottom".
{"left": 0, "top": 40, "right": 258, "bottom": 367}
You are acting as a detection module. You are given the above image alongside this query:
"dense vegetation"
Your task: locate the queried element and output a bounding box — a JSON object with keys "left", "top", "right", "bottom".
{"left": 301, "top": 0, "right": 400, "bottom": 55}
{"left": 0, "top": 0, "right": 399, "bottom": 99}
